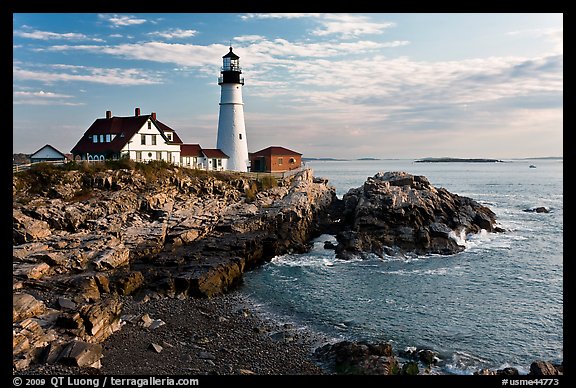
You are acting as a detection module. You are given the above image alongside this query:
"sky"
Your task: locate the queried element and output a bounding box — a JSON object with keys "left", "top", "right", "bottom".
{"left": 13, "top": 13, "right": 563, "bottom": 159}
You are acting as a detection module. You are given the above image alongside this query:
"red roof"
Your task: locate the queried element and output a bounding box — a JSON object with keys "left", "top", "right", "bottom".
{"left": 155, "top": 120, "right": 183, "bottom": 143}
{"left": 250, "top": 146, "right": 302, "bottom": 158}
{"left": 71, "top": 113, "right": 182, "bottom": 155}
{"left": 180, "top": 144, "right": 203, "bottom": 157}
{"left": 202, "top": 149, "right": 229, "bottom": 159}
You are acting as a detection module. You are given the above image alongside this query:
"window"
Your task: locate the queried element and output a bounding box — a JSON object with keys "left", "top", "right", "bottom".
{"left": 141, "top": 134, "right": 146, "bottom": 145}
{"left": 151, "top": 135, "right": 157, "bottom": 145}
{"left": 105, "top": 134, "right": 111, "bottom": 143}
{"left": 100, "top": 134, "right": 104, "bottom": 143}
{"left": 167, "top": 152, "right": 172, "bottom": 163}
{"left": 166, "top": 133, "right": 172, "bottom": 141}
{"left": 135, "top": 151, "right": 142, "bottom": 161}
{"left": 239, "top": 133, "right": 242, "bottom": 140}
{"left": 156, "top": 151, "right": 162, "bottom": 160}
{"left": 148, "top": 152, "right": 153, "bottom": 158}
{"left": 148, "top": 121, "right": 152, "bottom": 129}
{"left": 93, "top": 135, "right": 98, "bottom": 143}
{"left": 99, "top": 155, "right": 105, "bottom": 161}
{"left": 217, "top": 159, "right": 222, "bottom": 167}
{"left": 289, "top": 158, "right": 296, "bottom": 164}
{"left": 186, "top": 157, "right": 191, "bottom": 166}
{"left": 278, "top": 157, "right": 283, "bottom": 165}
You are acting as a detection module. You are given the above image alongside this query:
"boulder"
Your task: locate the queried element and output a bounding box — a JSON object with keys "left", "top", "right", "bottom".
{"left": 314, "top": 340, "right": 399, "bottom": 375}
{"left": 333, "top": 171, "right": 503, "bottom": 259}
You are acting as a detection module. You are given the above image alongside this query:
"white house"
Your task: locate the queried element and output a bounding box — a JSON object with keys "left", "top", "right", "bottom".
{"left": 71, "top": 108, "right": 182, "bottom": 163}
{"left": 180, "top": 144, "right": 229, "bottom": 171}
{"left": 30, "top": 144, "right": 68, "bottom": 163}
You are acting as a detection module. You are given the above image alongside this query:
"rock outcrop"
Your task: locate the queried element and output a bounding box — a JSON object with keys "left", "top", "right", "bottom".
{"left": 12, "top": 165, "right": 335, "bottom": 371}
{"left": 13, "top": 165, "right": 508, "bottom": 373}
{"left": 331, "top": 171, "right": 504, "bottom": 259}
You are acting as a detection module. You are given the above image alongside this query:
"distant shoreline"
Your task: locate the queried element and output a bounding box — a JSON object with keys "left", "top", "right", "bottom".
{"left": 414, "top": 157, "right": 504, "bottom": 163}
{"left": 302, "top": 157, "right": 561, "bottom": 163}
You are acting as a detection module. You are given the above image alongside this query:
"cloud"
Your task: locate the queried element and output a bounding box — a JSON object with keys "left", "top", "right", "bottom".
{"left": 240, "top": 13, "right": 396, "bottom": 38}
{"left": 147, "top": 29, "right": 198, "bottom": 39}
{"left": 234, "top": 35, "right": 266, "bottom": 43}
{"left": 99, "top": 14, "right": 148, "bottom": 28}
{"left": 31, "top": 31, "right": 561, "bottom": 115}
{"left": 508, "top": 27, "right": 563, "bottom": 54}
{"left": 240, "top": 13, "right": 322, "bottom": 20}
{"left": 312, "top": 14, "right": 396, "bottom": 38}
{"left": 14, "top": 29, "right": 104, "bottom": 42}
{"left": 13, "top": 90, "right": 84, "bottom": 106}
{"left": 13, "top": 64, "right": 163, "bottom": 86}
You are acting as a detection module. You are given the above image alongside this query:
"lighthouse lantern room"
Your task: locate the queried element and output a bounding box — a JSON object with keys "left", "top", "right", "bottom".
{"left": 216, "top": 46, "right": 249, "bottom": 172}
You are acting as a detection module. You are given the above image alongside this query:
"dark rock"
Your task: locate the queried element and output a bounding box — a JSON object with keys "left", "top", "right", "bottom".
{"left": 523, "top": 207, "right": 550, "bottom": 213}
{"left": 497, "top": 367, "right": 519, "bottom": 375}
{"left": 324, "top": 241, "right": 337, "bottom": 250}
{"left": 332, "top": 171, "right": 502, "bottom": 258}
{"left": 529, "top": 360, "right": 561, "bottom": 375}
{"left": 314, "top": 340, "right": 399, "bottom": 375}
{"left": 418, "top": 349, "right": 439, "bottom": 365}
{"left": 57, "top": 297, "right": 77, "bottom": 310}
{"left": 401, "top": 361, "right": 419, "bottom": 375}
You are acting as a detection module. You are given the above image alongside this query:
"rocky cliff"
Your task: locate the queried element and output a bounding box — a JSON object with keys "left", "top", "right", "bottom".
{"left": 330, "top": 171, "right": 505, "bottom": 259}
{"left": 13, "top": 165, "right": 512, "bottom": 374}
{"left": 12, "top": 164, "right": 336, "bottom": 371}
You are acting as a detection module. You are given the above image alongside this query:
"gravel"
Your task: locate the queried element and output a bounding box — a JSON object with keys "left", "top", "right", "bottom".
{"left": 18, "top": 290, "right": 331, "bottom": 376}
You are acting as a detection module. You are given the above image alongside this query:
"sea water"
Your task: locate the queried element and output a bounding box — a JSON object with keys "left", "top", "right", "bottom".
{"left": 239, "top": 158, "right": 563, "bottom": 374}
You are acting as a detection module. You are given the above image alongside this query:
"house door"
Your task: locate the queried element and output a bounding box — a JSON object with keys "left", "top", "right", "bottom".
{"left": 253, "top": 158, "right": 265, "bottom": 172}
{"left": 212, "top": 158, "right": 217, "bottom": 170}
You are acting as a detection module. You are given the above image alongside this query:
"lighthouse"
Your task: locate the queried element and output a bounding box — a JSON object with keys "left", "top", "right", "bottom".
{"left": 216, "top": 47, "right": 249, "bottom": 172}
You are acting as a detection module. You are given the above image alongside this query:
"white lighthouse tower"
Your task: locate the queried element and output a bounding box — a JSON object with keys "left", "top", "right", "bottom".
{"left": 216, "top": 47, "right": 249, "bottom": 172}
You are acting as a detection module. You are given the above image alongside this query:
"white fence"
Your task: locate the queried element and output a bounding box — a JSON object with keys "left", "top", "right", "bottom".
{"left": 13, "top": 160, "right": 68, "bottom": 173}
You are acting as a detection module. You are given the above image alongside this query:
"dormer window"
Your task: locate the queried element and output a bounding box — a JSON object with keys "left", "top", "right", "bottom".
{"left": 166, "top": 133, "right": 172, "bottom": 141}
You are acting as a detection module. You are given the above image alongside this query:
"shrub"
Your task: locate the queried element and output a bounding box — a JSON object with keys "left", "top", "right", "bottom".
{"left": 105, "top": 158, "right": 135, "bottom": 170}
{"left": 245, "top": 182, "right": 258, "bottom": 202}
{"left": 259, "top": 175, "right": 278, "bottom": 190}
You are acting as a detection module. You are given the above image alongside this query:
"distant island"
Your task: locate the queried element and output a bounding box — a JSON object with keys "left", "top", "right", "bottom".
{"left": 415, "top": 157, "right": 504, "bottom": 163}
{"left": 302, "top": 157, "right": 349, "bottom": 161}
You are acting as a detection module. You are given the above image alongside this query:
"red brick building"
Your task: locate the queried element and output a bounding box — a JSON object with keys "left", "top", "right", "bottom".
{"left": 249, "top": 146, "right": 302, "bottom": 173}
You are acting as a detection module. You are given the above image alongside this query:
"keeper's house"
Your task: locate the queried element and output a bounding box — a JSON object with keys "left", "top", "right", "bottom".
{"left": 71, "top": 108, "right": 229, "bottom": 171}
{"left": 71, "top": 108, "right": 183, "bottom": 164}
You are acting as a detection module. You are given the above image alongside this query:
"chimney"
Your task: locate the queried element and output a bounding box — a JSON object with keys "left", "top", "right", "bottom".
{"left": 135, "top": 107, "right": 140, "bottom": 116}
{"left": 151, "top": 112, "right": 156, "bottom": 121}
{"left": 106, "top": 110, "right": 112, "bottom": 119}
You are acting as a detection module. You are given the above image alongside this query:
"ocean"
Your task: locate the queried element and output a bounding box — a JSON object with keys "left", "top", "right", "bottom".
{"left": 238, "top": 158, "right": 563, "bottom": 375}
